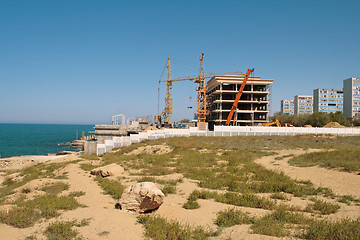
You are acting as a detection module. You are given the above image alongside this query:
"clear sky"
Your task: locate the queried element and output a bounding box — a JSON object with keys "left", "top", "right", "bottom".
{"left": 1, "top": 0, "right": 359, "bottom": 124}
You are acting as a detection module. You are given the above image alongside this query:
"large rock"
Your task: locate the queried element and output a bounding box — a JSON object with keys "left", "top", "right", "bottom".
{"left": 119, "top": 182, "right": 164, "bottom": 213}
{"left": 90, "top": 163, "right": 124, "bottom": 177}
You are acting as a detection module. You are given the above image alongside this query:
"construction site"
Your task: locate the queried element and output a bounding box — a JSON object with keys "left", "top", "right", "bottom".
{"left": 154, "top": 53, "right": 273, "bottom": 130}
{"left": 79, "top": 52, "right": 360, "bottom": 155}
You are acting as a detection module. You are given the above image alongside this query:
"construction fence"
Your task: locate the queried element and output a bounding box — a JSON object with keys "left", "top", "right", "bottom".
{"left": 95, "top": 126, "right": 360, "bottom": 155}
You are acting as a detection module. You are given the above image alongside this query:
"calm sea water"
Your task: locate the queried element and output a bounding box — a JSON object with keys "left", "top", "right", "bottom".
{"left": 0, "top": 124, "right": 94, "bottom": 158}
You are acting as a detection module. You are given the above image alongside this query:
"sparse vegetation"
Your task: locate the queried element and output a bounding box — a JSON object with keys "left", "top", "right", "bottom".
{"left": 251, "top": 209, "right": 310, "bottom": 237}
{"left": 80, "top": 163, "right": 97, "bottom": 171}
{"left": 275, "top": 154, "right": 294, "bottom": 160}
{"left": 305, "top": 198, "right": 340, "bottom": 215}
{"left": 301, "top": 217, "right": 360, "bottom": 239}
{"left": 98, "top": 231, "right": 110, "bottom": 236}
{"left": 338, "top": 195, "right": 360, "bottom": 205}
{"left": 68, "top": 191, "right": 86, "bottom": 197}
{"left": 1, "top": 136, "right": 360, "bottom": 239}
{"left": 0, "top": 192, "right": 82, "bottom": 228}
{"left": 137, "top": 215, "right": 210, "bottom": 240}
{"left": 162, "top": 184, "right": 176, "bottom": 195}
{"left": 289, "top": 149, "right": 360, "bottom": 172}
{"left": 0, "top": 161, "right": 77, "bottom": 202}
{"left": 80, "top": 154, "right": 100, "bottom": 160}
{"left": 185, "top": 190, "right": 276, "bottom": 210}
{"left": 40, "top": 182, "right": 69, "bottom": 194}
{"left": 95, "top": 176, "right": 124, "bottom": 200}
{"left": 45, "top": 220, "right": 79, "bottom": 240}
{"left": 183, "top": 200, "right": 200, "bottom": 210}
{"left": 215, "top": 208, "right": 255, "bottom": 227}
{"left": 270, "top": 192, "right": 289, "bottom": 201}
{"left": 0, "top": 206, "right": 41, "bottom": 228}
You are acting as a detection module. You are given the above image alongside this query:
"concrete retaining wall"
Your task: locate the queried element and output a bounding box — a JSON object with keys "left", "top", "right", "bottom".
{"left": 95, "top": 126, "right": 360, "bottom": 155}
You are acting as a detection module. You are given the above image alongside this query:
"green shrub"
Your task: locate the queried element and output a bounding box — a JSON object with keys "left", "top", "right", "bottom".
{"left": 80, "top": 163, "right": 97, "bottom": 171}
{"left": 183, "top": 200, "right": 200, "bottom": 209}
{"left": 187, "top": 190, "right": 276, "bottom": 210}
{"left": 289, "top": 149, "right": 360, "bottom": 172}
{"left": 215, "top": 208, "right": 255, "bottom": 227}
{"left": 251, "top": 209, "right": 309, "bottom": 237}
{"left": 40, "top": 182, "right": 69, "bottom": 194}
{"left": 302, "top": 218, "right": 360, "bottom": 240}
{"left": 338, "top": 195, "right": 359, "bottom": 205}
{"left": 95, "top": 176, "right": 124, "bottom": 200}
{"left": 137, "top": 215, "right": 210, "bottom": 240}
{"left": 306, "top": 198, "right": 340, "bottom": 215}
{"left": 45, "top": 220, "right": 79, "bottom": 240}
{"left": 162, "top": 185, "right": 176, "bottom": 196}
{"left": 0, "top": 206, "right": 41, "bottom": 228}
{"left": 20, "top": 194, "right": 81, "bottom": 219}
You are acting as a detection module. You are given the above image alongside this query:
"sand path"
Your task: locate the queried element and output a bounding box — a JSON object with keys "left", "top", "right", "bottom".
{"left": 59, "top": 163, "right": 144, "bottom": 240}
{"left": 255, "top": 149, "right": 360, "bottom": 198}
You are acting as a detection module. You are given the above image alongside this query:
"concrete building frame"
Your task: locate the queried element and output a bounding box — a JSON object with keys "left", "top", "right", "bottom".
{"left": 206, "top": 75, "right": 273, "bottom": 126}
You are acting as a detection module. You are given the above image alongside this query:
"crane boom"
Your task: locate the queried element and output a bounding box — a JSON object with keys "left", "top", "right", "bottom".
{"left": 225, "top": 68, "right": 254, "bottom": 126}
{"left": 157, "top": 55, "right": 245, "bottom": 126}
{"left": 159, "top": 71, "right": 244, "bottom": 83}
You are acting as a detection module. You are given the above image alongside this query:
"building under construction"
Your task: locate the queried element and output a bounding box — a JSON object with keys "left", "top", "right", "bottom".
{"left": 207, "top": 75, "right": 273, "bottom": 126}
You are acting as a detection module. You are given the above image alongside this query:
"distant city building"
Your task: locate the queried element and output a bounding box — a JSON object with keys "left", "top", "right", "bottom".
{"left": 294, "top": 95, "right": 313, "bottom": 115}
{"left": 313, "top": 89, "right": 343, "bottom": 113}
{"left": 280, "top": 100, "right": 294, "bottom": 114}
{"left": 343, "top": 77, "right": 360, "bottom": 118}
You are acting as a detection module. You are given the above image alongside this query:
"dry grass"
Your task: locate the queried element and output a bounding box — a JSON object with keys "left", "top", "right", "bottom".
{"left": 289, "top": 149, "right": 360, "bottom": 172}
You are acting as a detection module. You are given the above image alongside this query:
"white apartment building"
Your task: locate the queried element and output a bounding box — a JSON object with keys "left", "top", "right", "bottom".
{"left": 280, "top": 100, "right": 294, "bottom": 114}
{"left": 343, "top": 77, "right": 360, "bottom": 118}
{"left": 294, "top": 95, "right": 313, "bottom": 115}
{"left": 313, "top": 89, "right": 343, "bottom": 113}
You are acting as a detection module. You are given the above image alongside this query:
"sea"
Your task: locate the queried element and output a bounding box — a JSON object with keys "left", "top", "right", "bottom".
{"left": 0, "top": 123, "right": 94, "bottom": 158}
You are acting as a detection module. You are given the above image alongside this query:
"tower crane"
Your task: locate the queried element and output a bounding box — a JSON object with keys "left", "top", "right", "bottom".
{"left": 156, "top": 53, "right": 244, "bottom": 127}
{"left": 225, "top": 68, "right": 255, "bottom": 126}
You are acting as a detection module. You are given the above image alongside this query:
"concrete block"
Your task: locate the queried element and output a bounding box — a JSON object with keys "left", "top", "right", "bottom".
{"left": 84, "top": 140, "right": 97, "bottom": 155}
{"left": 105, "top": 145, "right": 113, "bottom": 152}
{"left": 97, "top": 144, "right": 106, "bottom": 155}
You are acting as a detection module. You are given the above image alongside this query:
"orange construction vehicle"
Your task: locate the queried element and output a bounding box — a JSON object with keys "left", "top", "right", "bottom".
{"left": 263, "top": 119, "right": 281, "bottom": 127}
{"left": 225, "top": 68, "right": 255, "bottom": 126}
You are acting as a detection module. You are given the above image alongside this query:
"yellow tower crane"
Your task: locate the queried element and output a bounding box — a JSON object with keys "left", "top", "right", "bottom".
{"left": 156, "top": 53, "right": 244, "bottom": 127}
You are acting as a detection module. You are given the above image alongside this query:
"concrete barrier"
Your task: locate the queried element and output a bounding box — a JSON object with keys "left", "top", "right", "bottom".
{"left": 93, "top": 126, "right": 360, "bottom": 155}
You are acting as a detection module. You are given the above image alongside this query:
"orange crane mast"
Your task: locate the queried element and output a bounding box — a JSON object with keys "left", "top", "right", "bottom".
{"left": 225, "top": 68, "right": 255, "bottom": 126}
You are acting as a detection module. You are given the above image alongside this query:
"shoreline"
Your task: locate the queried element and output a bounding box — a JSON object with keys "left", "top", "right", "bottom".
{"left": 0, "top": 152, "right": 80, "bottom": 171}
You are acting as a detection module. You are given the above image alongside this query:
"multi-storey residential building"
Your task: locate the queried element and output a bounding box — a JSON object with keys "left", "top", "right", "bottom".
{"left": 343, "top": 77, "right": 360, "bottom": 118}
{"left": 294, "top": 95, "right": 313, "bottom": 115}
{"left": 207, "top": 75, "right": 273, "bottom": 126}
{"left": 313, "top": 89, "right": 343, "bottom": 113}
{"left": 281, "top": 100, "right": 294, "bottom": 114}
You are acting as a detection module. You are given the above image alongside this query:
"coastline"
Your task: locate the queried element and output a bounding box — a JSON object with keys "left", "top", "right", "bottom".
{"left": 0, "top": 152, "right": 80, "bottom": 171}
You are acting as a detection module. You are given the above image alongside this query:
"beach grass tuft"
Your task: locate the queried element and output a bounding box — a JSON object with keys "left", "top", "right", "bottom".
{"left": 95, "top": 176, "right": 124, "bottom": 200}
{"left": 215, "top": 208, "right": 255, "bottom": 227}
{"left": 137, "top": 215, "right": 210, "bottom": 240}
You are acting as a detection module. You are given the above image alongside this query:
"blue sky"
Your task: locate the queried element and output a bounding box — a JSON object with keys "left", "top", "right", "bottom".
{"left": 1, "top": 0, "right": 359, "bottom": 124}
